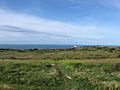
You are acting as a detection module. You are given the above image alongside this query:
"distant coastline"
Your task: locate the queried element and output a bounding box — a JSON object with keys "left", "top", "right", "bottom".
{"left": 0, "top": 44, "right": 120, "bottom": 50}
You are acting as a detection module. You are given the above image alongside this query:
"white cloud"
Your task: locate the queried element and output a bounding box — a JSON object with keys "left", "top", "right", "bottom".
{"left": 0, "top": 8, "right": 119, "bottom": 44}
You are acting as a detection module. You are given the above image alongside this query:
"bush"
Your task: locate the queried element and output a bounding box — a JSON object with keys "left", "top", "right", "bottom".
{"left": 118, "top": 55, "right": 120, "bottom": 58}
{"left": 113, "top": 63, "right": 120, "bottom": 71}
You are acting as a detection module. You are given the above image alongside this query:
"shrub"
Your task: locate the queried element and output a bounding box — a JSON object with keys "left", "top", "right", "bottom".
{"left": 118, "top": 55, "right": 120, "bottom": 58}
{"left": 113, "top": 63, "right": 120, "bottom": 71}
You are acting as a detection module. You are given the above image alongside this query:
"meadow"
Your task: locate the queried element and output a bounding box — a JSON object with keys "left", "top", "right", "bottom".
{"left": 0, "top": 46, "right": 120, "bottom": 90}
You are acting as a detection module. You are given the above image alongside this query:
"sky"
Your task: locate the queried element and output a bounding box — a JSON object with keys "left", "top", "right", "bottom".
{"left": 0, "top": 0, "right": 120, "bottom": 45}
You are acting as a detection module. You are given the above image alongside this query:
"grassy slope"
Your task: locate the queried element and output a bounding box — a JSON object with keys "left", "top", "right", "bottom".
{"left": 0, "top": 59, "right": 120, "bottom": 90}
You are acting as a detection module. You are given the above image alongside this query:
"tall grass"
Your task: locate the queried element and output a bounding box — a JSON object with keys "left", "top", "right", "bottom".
{"left": 0, "top": 59, "right": 119, "bottom": 90}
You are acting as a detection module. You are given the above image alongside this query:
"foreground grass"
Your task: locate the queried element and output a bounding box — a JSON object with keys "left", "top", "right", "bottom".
{"left": 0, "top": 59, "right": 120, "bottom": 90}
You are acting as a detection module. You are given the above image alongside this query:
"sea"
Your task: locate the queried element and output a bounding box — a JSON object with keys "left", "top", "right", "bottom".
{"left": 0, "top": 44, "right": 77, "bottom": 49}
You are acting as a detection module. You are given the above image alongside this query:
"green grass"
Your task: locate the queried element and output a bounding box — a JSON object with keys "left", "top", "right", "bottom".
{"left": 0, "top": 47, "right": 120, "bottom": 90}
{"left": 0, "top": 59, "right": 120, "bottom": 90}
{"left": 0, "top": 49, "right": 119, "bottom": 60}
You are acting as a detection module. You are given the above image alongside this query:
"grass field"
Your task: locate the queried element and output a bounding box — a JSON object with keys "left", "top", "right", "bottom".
{"left": 0, "top": 48, "right": 120, "bottom": 60}
{"left": 0, "top": 47, "right": 120, "bottom": 90}
{"left": 0, "top": 59, "right": 120, "bottom": 90}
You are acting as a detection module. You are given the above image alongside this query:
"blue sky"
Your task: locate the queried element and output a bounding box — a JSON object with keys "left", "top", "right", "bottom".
{"left": 0, "top": 0, "right": 120, "bottom": 45}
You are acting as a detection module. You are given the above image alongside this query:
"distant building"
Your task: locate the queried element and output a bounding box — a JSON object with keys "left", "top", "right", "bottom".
{"left": 73, "top": 45, "right": 77, "bottom": 49}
